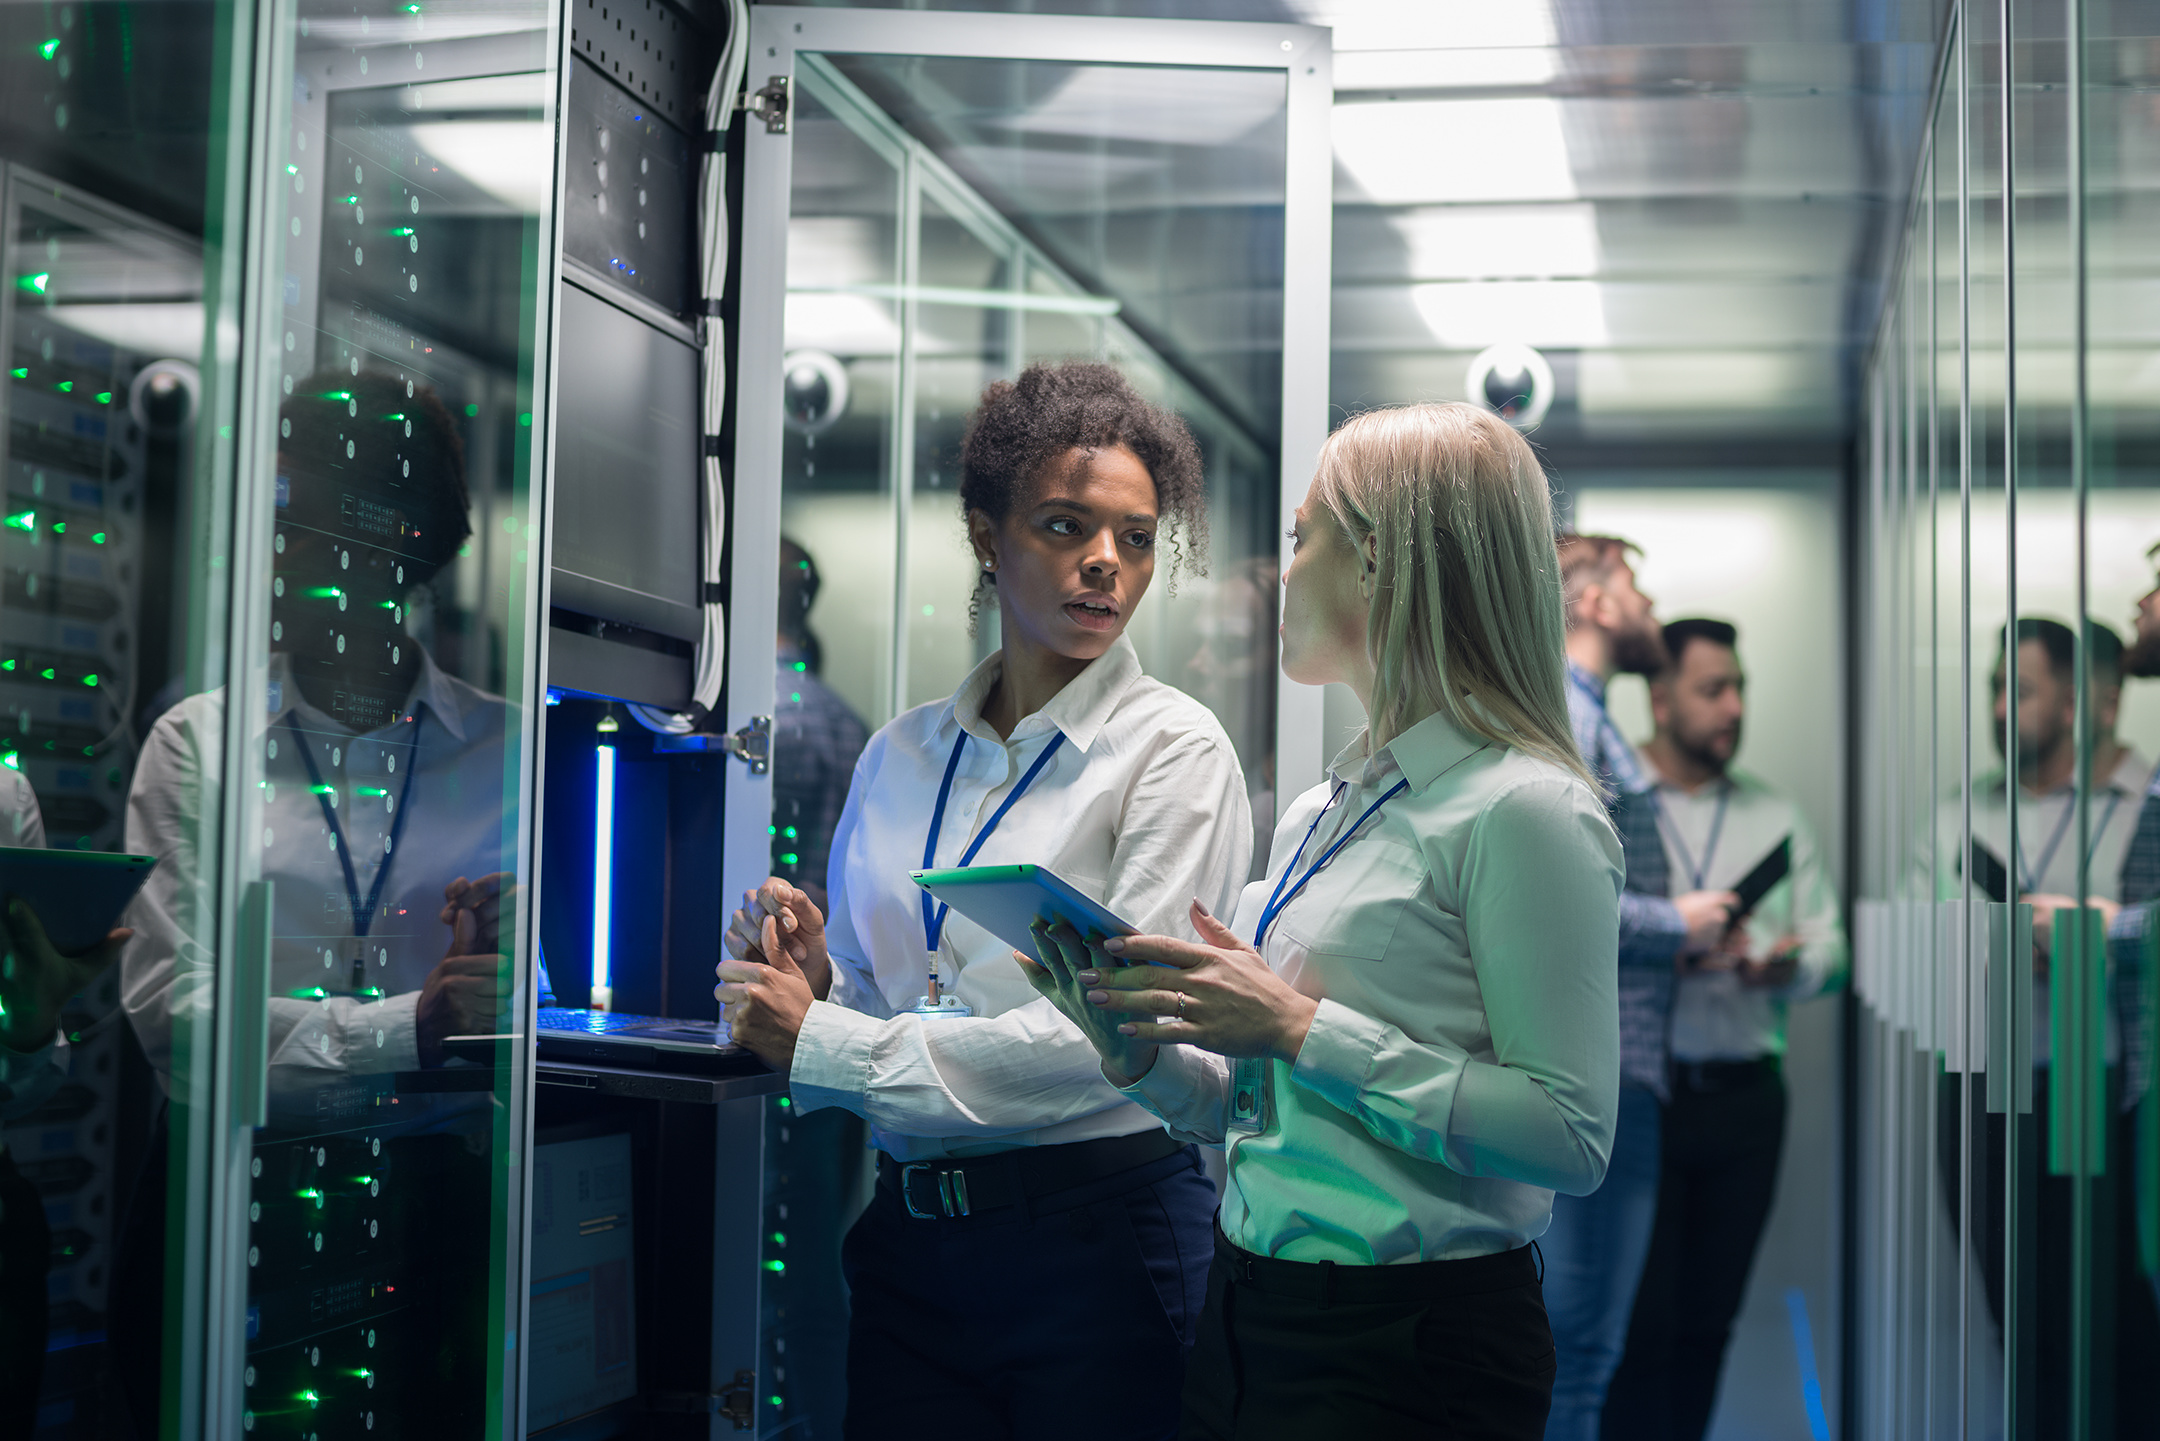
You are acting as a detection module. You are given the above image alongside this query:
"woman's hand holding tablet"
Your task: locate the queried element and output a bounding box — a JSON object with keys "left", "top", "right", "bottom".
{"left": 1018, "top": 899, "right": 1322, "bottom": 1079}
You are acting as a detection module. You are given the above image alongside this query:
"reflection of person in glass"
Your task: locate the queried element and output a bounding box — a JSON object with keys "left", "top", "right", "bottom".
{"left": 0, "top": 776, "right": 126, "bottom": 1432}
{"left": 772, "top": 537, "right": 869, "bottom": 914}
{"left": 121, "top": 370, "right": 513, "bottom": 1097}
{"left": 1950, "top": 615, "right": 2160, "bottom": 1436}
{"left": 718, "top": 363, "right": 1251, "bottom": 1439}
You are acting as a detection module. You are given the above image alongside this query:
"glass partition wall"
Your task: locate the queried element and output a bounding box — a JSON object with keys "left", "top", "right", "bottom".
{"left": 1857, "top": 1, "right": 2160, "bottom": 1435}
{"left": 0, "top": 0, "right": 561, "bottom": 1429}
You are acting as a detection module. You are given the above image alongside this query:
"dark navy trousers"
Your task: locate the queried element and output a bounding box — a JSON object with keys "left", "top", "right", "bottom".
{"left": 841, "top": 1143, "right": 1216, "bottom": 1441}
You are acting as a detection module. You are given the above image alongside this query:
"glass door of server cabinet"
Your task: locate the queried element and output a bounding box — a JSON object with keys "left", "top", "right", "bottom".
{"left": 725, "top": 7, "right": 1329, "bottom": 1433}
{"left": 213, "top": 1, "right": 562, "bottom": 1434}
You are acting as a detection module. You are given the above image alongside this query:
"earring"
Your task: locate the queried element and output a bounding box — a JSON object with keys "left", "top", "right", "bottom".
{"left": 982, "top": 560, "right": 995, "bottom": 572}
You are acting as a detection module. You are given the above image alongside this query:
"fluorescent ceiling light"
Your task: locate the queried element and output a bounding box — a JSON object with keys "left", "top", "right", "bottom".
{"left": 48, "top": 303, "right": 210, "bottom": 360}
{"left": 785, "top": 293, "right": 902, "bottom": 356}
{"left": 1412, "top": 279, "right": 1608, "bottom": 348}
{"left": 1310, "top": 0, "right": 1556, "bottom": 51}
{"left": 1334, "top": 99, "right": 1576, "bottom": 205}
{"left": 999, "top": 65, "right": 1284, "bottom": 147}
{"left": 789, "top": 283, "right": 1118, "bottom": 318}
{"left": 395, "top": 72, "right": 546, "bottom": 112}
{"left": 1578, "top": 352, "right": 1817, "bottom": 414}
{"left": 1392, "top": 204, "right": 1600, "bottom": 279}
{"left": 1336, "top": 48, "right": 1558, "bottom": 92}
{"left": 406, "top": 121, "right": 552, "bottom": 213}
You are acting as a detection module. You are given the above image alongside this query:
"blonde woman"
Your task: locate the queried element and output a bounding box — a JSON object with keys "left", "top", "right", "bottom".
{"left": 1024, "top": 403, "right": 1622, "bottom": 1440}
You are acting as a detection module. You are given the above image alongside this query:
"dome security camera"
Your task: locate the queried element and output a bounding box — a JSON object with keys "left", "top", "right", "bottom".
{"left": 1464, "top": 344, "right": 1555, "bottom": 431}
{"left": 782, "top": 349, "right": 849, "bottom": 434}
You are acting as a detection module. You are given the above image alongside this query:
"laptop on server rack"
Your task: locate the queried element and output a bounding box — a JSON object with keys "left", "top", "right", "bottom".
{"left": 534, "top": 1008, "right": 760, "bottom": 1075}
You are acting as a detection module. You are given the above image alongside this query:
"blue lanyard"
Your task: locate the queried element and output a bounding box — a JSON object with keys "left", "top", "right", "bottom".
{"left": 1253, "top": 778, "right": 1410, "bottom": 949}
{"left": 1662, "top": 782, "right": 1731, "bottom": 892}
{"left": 287, "top": 711, "right": 425, "bottom": 949}
{"left": 920, "top": 727, "right": 1067, "bottom": 955}
{"left": 2015, "top": 787, "right": 2121, "bottom": 894}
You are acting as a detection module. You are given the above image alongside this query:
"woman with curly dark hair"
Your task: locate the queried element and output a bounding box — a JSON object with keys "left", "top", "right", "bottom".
{"left": 717, "top": 361, "right": 1252, "bottom": 1438}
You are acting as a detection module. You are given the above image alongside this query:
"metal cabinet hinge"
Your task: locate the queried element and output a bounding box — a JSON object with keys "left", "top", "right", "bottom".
{"left": 739, "top": 75, "right": 790, "bottom": 133}
{"left": 725, "top": 715, "right": 771, "bottom": 775}
{"left": 718, "top": 1369, "right": 757, "bottom": 1430}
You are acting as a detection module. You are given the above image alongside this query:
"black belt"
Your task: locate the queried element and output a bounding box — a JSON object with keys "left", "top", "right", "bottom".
{"left": 1670, "top": 1055, "right": 1780, "bottom": 1094}
{"left": 876, "top": 1128, "right": 1184, "bottom": 1221}
{"left": 1214, "top": 1226, "right": 1540, "bottom": 1304}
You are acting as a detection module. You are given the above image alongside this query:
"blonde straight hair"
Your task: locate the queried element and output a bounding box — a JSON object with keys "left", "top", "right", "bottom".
{"left": 1311, "top": 402, "right": 1592, "bottom": 787}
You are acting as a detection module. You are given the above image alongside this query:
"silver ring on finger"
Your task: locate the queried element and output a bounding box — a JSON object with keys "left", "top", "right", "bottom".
{"left": 1175, "top": 992, "right": 1188, "bottom": 1021}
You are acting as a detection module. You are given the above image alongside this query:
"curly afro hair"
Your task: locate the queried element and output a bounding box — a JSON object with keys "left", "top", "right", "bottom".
{"left": 959, "top": 362, "right": 1209, "bottom": 595}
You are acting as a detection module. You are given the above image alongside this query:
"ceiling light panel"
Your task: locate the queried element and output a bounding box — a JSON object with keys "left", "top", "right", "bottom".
{"left": 1304, "top": 0, "right": 1556, "bottom": 52}
{"left": 1412, "top": 279, "right": 1609, "bottom": 349}
{"left": 1389, "top": 204, "right": 1601, "bottom": 280}
{"left": 1335, "top": 98, "right": 1576, "bottom": 205}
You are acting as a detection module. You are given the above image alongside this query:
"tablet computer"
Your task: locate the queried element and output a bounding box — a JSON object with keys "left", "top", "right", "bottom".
{"left": 910, "top": 864, "right": 1139, "bottom": 958}
{"left": 0, "top": 846, "right": 158, "bottom": 953}
{"left": 1726, "top": 836, "right": 1792, "bottom": 923}
{"left": 1968, "top": 838, "right": 2011, "bottom": 904}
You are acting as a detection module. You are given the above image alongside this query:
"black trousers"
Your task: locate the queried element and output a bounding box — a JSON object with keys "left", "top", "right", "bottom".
{"left": 0, "top": 1146, "right": 50, "bottom": 1437}
{"left": 1934, "top": 1070, "right": 2160, "bottom": 1440}
{"left": 1181, "top": 1229, "right": 1555, "bottom": 1441}
{"left": 841, "top": 1141, "right": 1216, "bottom": 1441}
{"left": 1602, "top": 1058, "right": 1786, "bottom": 1441}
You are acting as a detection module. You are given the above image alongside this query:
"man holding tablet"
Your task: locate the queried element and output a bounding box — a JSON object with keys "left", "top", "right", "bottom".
{"left": 1601, "top": 618, "right": 1845, "bottom": 1441}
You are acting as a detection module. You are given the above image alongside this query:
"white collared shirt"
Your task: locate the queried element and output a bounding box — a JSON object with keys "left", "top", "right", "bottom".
{"left": 1124, "top": 710, "right": 1623, "bottom": 1264}
{"left": 788, "top": 634, "right": 1253, "bottom": 1160}
{"left": 1963, "top": 746, "right": 2153, "bottom": 1067}
{"left": 121, "top": 651, "right": 511, "bottom": 1105}
{"left": 1646, "top": 760, "right": 1846, "bottom": 1063}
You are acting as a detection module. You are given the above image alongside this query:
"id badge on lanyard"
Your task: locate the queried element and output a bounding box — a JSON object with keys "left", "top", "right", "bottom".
{"left": 1225, "top": 775, "right": 1411, "bottom": 1137}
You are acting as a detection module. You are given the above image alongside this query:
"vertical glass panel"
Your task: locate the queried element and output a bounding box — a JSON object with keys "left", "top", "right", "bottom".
{"left": 2077, "top": 0, "right": 2160, "bottom": 1428}
{"left": 0, "top": 0, "right": 246, "bottom": 1427}
{"left": 774, "top": 77, "right": 899, "bottom": 899}
{"left": 222, "top": 1, "right": 555, "bottom": 1431}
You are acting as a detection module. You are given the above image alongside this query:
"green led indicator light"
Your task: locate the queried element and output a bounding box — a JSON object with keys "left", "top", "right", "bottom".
{"left": 287, "top": 164, "right": 299, "bottom": 175}
{"left": 780, "top": 852, "right": 799, "bottom": 866}
{"left": 296, "top": 1187, "right": 322, "bottom": 1202}
{"left": 90, "top": 532, "right": 105, "bottom": 544}
{"left": 1, "top": 660, "right": 13, "bottom": 670}
{"left": 38, "top": 669, "right": 54, "bottom": 681}
{"left": 790, "top": 692, "right": 802, "bottom": 703}
{"left": 342, "top": 194, "right": 359, "bottom": 205}
{"left": 310, "top": 784, "right": 334, "bottom": 796}
{"left": 0, "top": 753, "right": 17, "bottom": 772}
{"left": 81, "top": 674, "right": 97, "bottom": 687}
{"left": 55, "top": 381, "right": 70, "bottom": 393}
{"left": 299, "top": 1389, "right": 320, "bottom": 1406}
{"left": 39, "top": 38, "right": 59, "bottom": 59}
{"left": 792, "top": 660, "right": 807, "bottom": 672}
{"left": 770, "top": 1231, "right": 786, "bottom": 1245}
{"left": 322, "top": 389, "right": 352, "bottom": 401}
{"left": 770, "top": 1396, "right": 784, "bottom": 1408}
{"left": 50, "top": 521, "right": 63, "bottom": 534}
{"left": 4, "top": 510, "right": 33, "bottom": 531}
{"left": 357, "top": 785, "right": 387, "bottom": 797}
{"left": 94, "top": 391, "right": 111, "bottom": 404}
{"left": 766, "top": 825, "right": 776, "bottom": 836}
{"left": 783, "top": 826, "right": 798, "bottom": 839}
{"left": 9, "top": 368, "right": 25, "bottom": 379}
{"left": 464, "top": 402, "right": 479, "bottom": 417}
{"left": 519, "top": 412, "right": 532, "bottom": 426}
{"left": 777, "top": 1096, "right": 791, "bottom": 1107}
{"left": 763, "top": 1259, "right": 786, "bottom": 1273}
{"left": 16, "top": 273, "right": 49, "bottom": 295}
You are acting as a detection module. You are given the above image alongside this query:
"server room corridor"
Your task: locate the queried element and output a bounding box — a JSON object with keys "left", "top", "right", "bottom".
{"left": 0, "top": 0, "right": 2150, "bottom": 1438}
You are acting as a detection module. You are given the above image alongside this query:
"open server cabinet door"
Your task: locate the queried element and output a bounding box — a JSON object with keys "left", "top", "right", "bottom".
{"left": 724, "top": 3, "right": 1332, "bottom": 915}
{"left": 721, "top": 6, "right": 1329, "bottom": 1435}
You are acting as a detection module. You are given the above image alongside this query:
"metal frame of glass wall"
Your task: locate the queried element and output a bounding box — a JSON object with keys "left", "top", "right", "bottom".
{"left": 1857, "top": 0, "right": 2160, "bottom": 1435}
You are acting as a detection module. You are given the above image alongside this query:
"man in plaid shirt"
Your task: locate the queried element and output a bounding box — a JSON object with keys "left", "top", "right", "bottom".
{"left": 1539, "top": 535, "right": 1740, "bottom": 1441}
